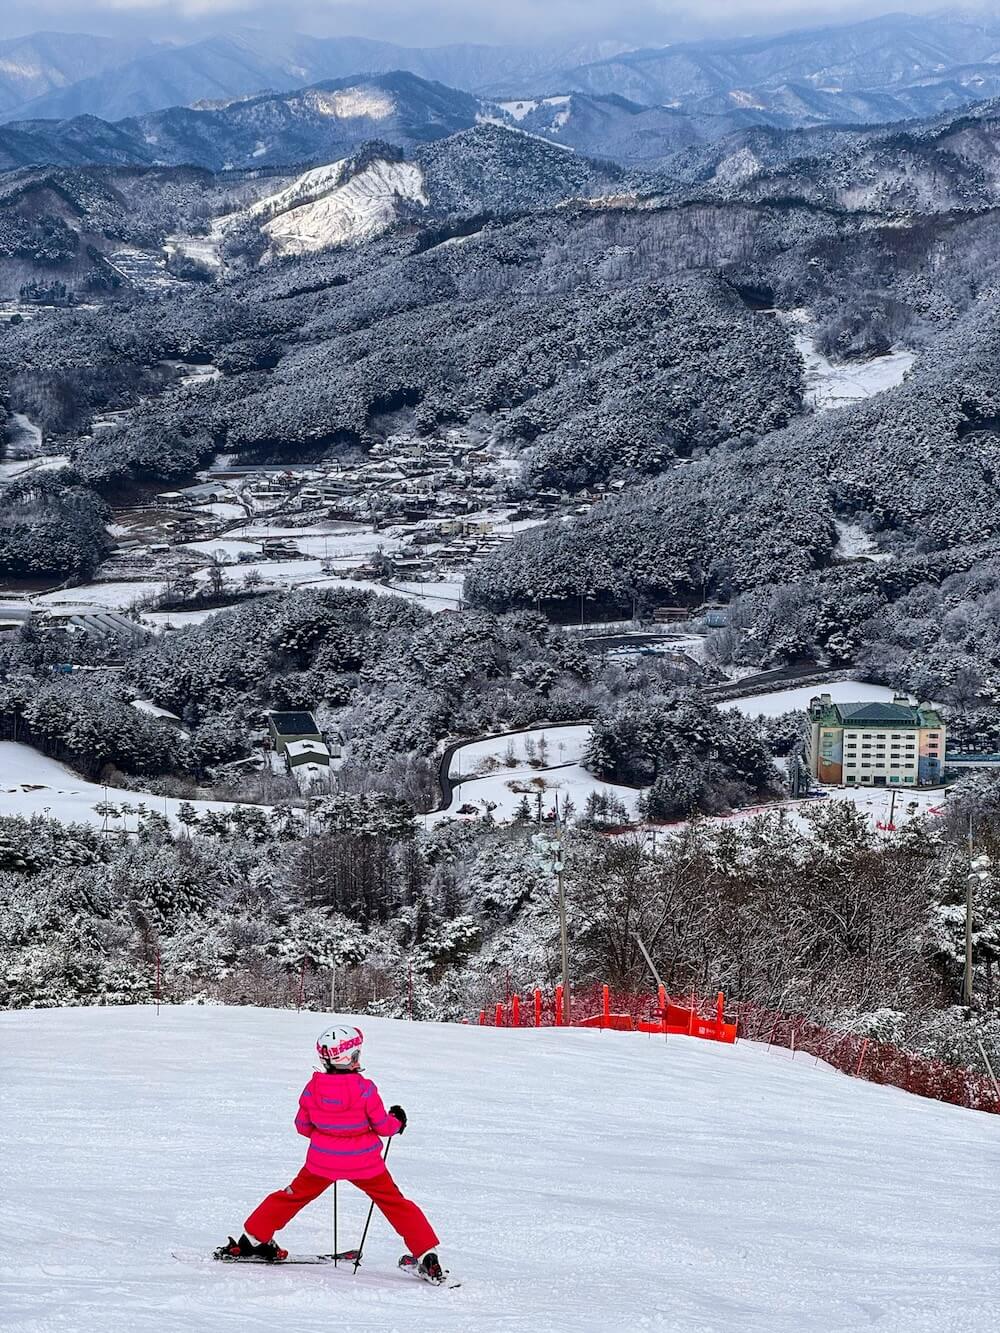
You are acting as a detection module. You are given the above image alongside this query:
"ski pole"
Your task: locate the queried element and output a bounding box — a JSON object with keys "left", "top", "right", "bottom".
{"left": 333, "top": 1181, "right": 338, "bottom": 1267}
{"left": 353, "top": 1138, "right": 391, "bottom": 1273}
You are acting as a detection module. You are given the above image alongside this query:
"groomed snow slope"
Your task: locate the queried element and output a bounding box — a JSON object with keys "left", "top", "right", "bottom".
{"left": 3, "top": 1007, "right": 998, "bottom": 1332}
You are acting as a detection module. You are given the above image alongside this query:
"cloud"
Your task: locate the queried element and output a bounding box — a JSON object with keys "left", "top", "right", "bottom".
{"left": 0, "top": 0, "right": 985, "bottom": 45}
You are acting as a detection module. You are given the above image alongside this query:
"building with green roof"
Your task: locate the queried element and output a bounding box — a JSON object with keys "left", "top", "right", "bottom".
{"left": 806, "top": 694, "right": 946, "bottom": 787}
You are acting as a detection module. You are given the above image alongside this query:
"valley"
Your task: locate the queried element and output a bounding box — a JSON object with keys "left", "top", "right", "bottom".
{"left": 1, "top": 10, "right": 999, "bottom": 1171}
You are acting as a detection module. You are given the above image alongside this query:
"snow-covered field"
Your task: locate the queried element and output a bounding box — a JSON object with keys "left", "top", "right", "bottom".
{"left": 32, "top": 581, "right": 166, "bottom": 611}
{"left": 437, "top": 725, "right": 640, "bottom": 822}
{"left": 387, "top": 579, "right": 464, "bottom": 611}
{"left": 780, "top": 312, "right": 914, "bottom": 411}
{"left": 3, "top": 1006, "right": 998, "bottom": 1332}
{"left": 0, "top": 742, "right": 254, "bottom": 830}
{"left": 723, "top": 679, "right": 898, "bottom": 719}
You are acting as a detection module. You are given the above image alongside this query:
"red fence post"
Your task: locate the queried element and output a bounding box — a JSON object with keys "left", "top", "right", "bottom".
{"left": 512, "top": 994, "right": 521, "bottom": 1027}
{"left": 495, "top": 1002, "right": 504, "bottom": 1027}
{"left": 534, "top": 988, "right": 542, "bottom": 1027}
{"left": 554, "top": 985, "right": 563, "bottom": 1027}
{"left": 716, "top": 991, "right": 724, "bottom": 1037}
{"left": 602, "top": 984, "right": 610, "bottom": 1028}
{"left": 478, "top": 1010, "right": 486, "bottom": 1026}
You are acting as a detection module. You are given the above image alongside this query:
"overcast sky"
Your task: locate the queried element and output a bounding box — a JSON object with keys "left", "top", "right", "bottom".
{"left": 0, "top": 2, "right": 994, "bottom": 46}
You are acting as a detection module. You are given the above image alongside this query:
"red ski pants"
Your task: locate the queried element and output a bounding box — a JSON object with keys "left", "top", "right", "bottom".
{"left": 245, "top": 1167, "right": 439, "bottom": 1257}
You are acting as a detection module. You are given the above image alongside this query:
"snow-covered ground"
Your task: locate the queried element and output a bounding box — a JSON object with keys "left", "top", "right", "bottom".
{"left": 142, "top": 607, "right": 227, "bottom": 629}
{"left": 694, "top": 783, "right": 946, "bottom": 838}
{"left": 723, "top": 679, "right": 899, "bottom": 719}
{"left": 436, "top": 725, "right": 640, "bottom": 822}
{"left": 832, "top": 519, "right": 892, "bottom": 563}
{"left": 220, "top": 523, "right": 402, "bottom": 562}
{"left": 387, "top": 579, "right": 464, "bottom": 611}
{"left": 0, "top": 742, "right": 254, "bottom": 831}
{"left": 3, "top": 1005, "right": 998, "bottom": 1332}
{"left": 30, "top": 582, "right": 165, "bottom": 611}
{"left": 779, "top": 311, "right": 914, "bottom": 411}
{"left": 0, "top": 453, "right": 68, "bottom": 481}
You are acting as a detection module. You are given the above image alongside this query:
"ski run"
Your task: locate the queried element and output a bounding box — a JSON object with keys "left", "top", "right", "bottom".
{"left": 2, "top": 1005, "right": 998, "bottom": 1332}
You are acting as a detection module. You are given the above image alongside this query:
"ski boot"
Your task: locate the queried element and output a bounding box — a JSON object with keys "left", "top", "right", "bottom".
{"left": 214, "top": 1233, "right": 288, "bottom": 1262}
{"left": 399, "top": 1250, "right": 450, "bottom": 1285}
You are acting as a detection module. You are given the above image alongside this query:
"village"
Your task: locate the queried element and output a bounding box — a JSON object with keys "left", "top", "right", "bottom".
{"left": 31, "top": 422, "right": 633, "bottom": 622}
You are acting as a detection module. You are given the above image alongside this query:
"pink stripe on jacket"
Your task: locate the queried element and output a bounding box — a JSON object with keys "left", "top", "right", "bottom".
{"left": 294, "top": 1070, "right": 402, "bottom": 1181}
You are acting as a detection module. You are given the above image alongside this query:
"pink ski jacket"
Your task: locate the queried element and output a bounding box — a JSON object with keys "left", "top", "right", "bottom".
{"left": 295, "top": 1071, "right": 402, "bottom": 1181}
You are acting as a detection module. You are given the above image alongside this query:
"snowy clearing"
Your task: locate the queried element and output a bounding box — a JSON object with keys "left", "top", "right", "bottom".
{"left": 261, "top": 159, "right": 428, "bottom": 256}
{"left": 778, "top": 312, "right": 914, "bottom": 410}
{"left": 436, "top": 725, "right": 640, "bottom": 822}
{"left": 449, "top": 725, "right": 592, "bottom": 777}
{"left": 0, "top": 742, "right": 254, "bottom": 830}
{"left": 31, "top": 581, "right": 164, "bottom": 611}
{"left": 832, "top": 519, "right": 892, "bottom": 563}
{"left": 433, "top": 763, "right": 641, "bottom": 823}
{"left": 385, "top": 579, "right": 464, "bottom": 611}
{"left": 723, "top": 679, "right": 898, "bottom": 718}
{"left": 2, "top": 1005, "right": 998, "bottom": 1333}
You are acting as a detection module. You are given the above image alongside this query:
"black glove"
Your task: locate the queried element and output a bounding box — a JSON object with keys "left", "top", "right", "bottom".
{"left": 389, "top": 1104, "right": 407, "bottom": 1133}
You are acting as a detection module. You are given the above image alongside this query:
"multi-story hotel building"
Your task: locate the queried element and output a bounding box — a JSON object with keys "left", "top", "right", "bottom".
{"left": 806, "top": 695, "right": 946, "bottom": 788}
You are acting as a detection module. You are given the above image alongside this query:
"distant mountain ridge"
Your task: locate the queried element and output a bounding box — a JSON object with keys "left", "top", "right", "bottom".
{"left": 0, "top": 71, "right": 773, "bottom": 173}
{"left": 4, "top": 13, "right": 1000, "bottom": 133}
{"left": 0, "top": 74, "right": 484, "bottom": 172}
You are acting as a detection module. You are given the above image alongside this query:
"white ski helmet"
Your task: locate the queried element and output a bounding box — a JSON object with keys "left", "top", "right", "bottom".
{"left": 316, "top": 1024, "right": 364, "bottom": 1070}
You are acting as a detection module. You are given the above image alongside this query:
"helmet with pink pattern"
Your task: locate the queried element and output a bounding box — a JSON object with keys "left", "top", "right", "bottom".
{"left": 316, "top": 1024, "right": 364, "bottom": 1070}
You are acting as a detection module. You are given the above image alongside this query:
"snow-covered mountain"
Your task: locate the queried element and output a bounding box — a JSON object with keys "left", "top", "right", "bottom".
{"left": 0, "top": 31, "right": 154, "bottom": 117}
{"left": 6, "top": 1006, "right": 999, "bottom": 1332}
{"left": 0, "top": 32, "right": 632, "bottom": 124}
{"left": 5, "top": 14, "right": 1000, "bottom": 131}
{"left": 248, "top": 154, "right": 429, "bottom": 256}
{"left": 671, "top": 100, "right": 1000, "bottom": 214}
{"left": 0, "top": 74, "right": 483, "bottom": 173}
{"left": 223, "top": 125, "right": 624, "bottom": 260}
{"left": 554, "top": 11, "right": 1000, "bottom": 117}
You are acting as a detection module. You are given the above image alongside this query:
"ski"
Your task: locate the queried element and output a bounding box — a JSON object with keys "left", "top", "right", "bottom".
{"left": 173, "top": 1248, "right": 360, "bottom": 1267}
{"left": 398, "top": 1254, "right": 462, "bottom": 1289}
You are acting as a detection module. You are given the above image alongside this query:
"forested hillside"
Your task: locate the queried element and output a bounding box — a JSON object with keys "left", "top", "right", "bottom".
{"left": 2, "top": 62, "right": 1000, "bottom": 1075}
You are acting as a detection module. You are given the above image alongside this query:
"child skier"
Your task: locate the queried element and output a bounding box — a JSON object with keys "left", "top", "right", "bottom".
{"left": 217, "top": 1024, "right": 446, "bottom": 1283}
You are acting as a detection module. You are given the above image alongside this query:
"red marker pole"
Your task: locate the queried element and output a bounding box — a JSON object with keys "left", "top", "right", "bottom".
{"left": 554, "top": 985, "right": 564, "bottom": 1027}
{"left": 716, "top": 991, "right": 724, "bottom": 1037}
{"left": 495, "top": 1002, "right": 504, "bottom": 1028}
{"left": 602, "top": 984, "right": 610, "bottom": 1028}
{"left": 534, "top": 988, "right": 542, "bottom": 1028}
{"left": 478, "top": 1010, "right": 486, "bottom": 1026}
{"left": 512, "top": 994, "right": 521, "bottom": 1027}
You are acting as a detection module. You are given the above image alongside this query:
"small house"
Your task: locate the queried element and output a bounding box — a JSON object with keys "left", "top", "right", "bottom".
{"left": 267, "top": 710, "right": 323, "bottom": 756}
